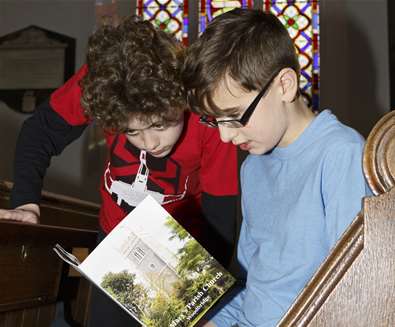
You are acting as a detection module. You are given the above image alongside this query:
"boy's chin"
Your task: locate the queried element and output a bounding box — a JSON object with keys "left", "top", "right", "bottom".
{"left": 247, "top": 146, "right": 268, "bottom": 156}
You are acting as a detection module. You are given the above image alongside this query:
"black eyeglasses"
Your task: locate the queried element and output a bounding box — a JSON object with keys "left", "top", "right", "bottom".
{"left": 200, "top": 70, "right": 280, "bottom": 128}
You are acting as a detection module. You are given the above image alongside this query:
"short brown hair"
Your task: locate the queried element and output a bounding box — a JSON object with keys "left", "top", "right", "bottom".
{"left": 80, "top": 16, "right": 186, "bottom": 132}
{"left": 182, "top": 9, "right": 299, "bottom": 116}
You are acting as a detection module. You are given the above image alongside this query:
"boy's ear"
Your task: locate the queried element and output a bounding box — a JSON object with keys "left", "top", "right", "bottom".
{"left": 278, "top": 68, "right": 298, "bottom": 103}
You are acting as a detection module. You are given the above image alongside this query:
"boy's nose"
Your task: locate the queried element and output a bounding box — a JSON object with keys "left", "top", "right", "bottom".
{"left": 218, "top": 125, "right": 237, "bottom": 143}
{"left": 142, "top": 134, "right": 160, "bottom": 151}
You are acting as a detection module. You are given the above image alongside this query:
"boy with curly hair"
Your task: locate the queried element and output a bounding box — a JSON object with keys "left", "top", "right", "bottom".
{"left": 182, "top": 8, "right": 370, "bottom": 327}
{"left": 0, "top": 17, "right": 238, "bottom": 326}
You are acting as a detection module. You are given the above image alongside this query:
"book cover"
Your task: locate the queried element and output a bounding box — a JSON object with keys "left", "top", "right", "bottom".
{"left": 54, "top": 195, "right": 236, "bottom": 327}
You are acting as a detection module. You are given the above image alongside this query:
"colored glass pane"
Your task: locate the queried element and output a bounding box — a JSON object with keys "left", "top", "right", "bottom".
{"left": 264, "top": 0, "right": 320, "bottom": 109}
{"left": 136, "top": 0, "right": 188, "bottom": 45}
{"left": 199, "top": 0, "right": 253, "bottom": 33}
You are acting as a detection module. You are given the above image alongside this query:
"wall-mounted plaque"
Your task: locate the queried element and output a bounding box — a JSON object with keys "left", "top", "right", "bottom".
{"left": 0, "top": 26, "right": 75, "bottom": 113}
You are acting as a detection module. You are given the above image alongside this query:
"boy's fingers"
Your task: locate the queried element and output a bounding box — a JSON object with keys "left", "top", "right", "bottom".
{"left": 0, "top": 209, "right": 14, "bottom": 219}
{"left": 0, "top": 209, "right": 39, "bottom": 224}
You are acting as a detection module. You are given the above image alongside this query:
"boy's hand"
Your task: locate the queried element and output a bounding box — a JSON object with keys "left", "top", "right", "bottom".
{"left": 0, "top": 203, "right": 40, "bottom": 224}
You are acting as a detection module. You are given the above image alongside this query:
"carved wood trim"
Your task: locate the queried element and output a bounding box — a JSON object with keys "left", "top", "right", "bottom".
{"left": 363, "top": 110, "right": 395, "bottom": 195}
{"left": 277, "top": 212, "right": 364, "bottom": 326}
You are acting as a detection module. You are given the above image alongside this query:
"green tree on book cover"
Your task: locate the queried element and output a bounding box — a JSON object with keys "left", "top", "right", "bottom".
{"left": 102, "top": 270, "right": 149, "bottom": 316}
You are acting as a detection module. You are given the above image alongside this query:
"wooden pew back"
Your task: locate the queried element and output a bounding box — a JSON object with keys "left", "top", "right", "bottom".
{"left": 0, "top": 181, "right": 99, "bottom": 327}
{"left": 279, "top": 111, "right": 395, "bottom": 326}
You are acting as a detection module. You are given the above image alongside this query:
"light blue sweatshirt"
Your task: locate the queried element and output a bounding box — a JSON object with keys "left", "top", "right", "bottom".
{"left": 212, "top": 110, "right": 371, "bottom": 327}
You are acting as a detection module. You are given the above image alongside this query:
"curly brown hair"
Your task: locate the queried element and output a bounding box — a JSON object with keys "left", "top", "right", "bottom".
{"left": 80, "top": 16, "right": 187, "bottom": 132}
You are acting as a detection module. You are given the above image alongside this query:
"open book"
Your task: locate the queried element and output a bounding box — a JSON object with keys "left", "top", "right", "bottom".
{"left": 54, "top": 195, "right": 236, "bottom": 327}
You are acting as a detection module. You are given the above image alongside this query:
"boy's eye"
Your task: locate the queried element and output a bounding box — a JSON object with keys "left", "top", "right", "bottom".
{"left": 124, "top": 129, "right": 139, "bottom": 136}
{"left": 220, "top": 112, "right": 241, "bottom": 120}
{"left": 151, "top": 124, "right": 166, "bottom": 130}
{"left": 229, "top": 112, "right": 243, "bottom": 119}
{"left": 223, "top": 116, "right": 239, "bottom": 121}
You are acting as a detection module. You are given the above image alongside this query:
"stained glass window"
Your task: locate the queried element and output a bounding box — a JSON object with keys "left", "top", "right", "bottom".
{"left": 199, "top": 0, "right": 253, "bottom": 33}
{"left": 264, "top": 0, "right": 320, "bottom": 109}
{"left": 135, "top": 0, "right": 319, "bottom": 109}
{"left": 136, "top": 0, "right": 188, "bottom": 45}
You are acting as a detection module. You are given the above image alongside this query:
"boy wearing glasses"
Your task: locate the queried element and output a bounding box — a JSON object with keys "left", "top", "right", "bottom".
{"left": 0, "top": 16, "right": 238, "bottom": 327}
{"left": 183, "top": 9, "right": 370, "bottom": 327}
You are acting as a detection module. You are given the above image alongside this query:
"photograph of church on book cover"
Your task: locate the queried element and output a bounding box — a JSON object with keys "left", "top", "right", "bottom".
{"left": 79, "top": 195, "right": 236, "bottom": 327}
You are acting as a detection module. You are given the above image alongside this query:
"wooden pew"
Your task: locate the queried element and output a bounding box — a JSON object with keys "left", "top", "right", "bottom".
{"left": 0, "top": 182, "right": 99, "bottom": 327}
{"left": 279, "top": 111, "right": 395, "bottom": 326}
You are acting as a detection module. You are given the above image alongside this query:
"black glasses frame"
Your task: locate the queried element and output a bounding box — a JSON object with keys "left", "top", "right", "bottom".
{"left": 200, "top": 69, "right": 281, "bottom": 128}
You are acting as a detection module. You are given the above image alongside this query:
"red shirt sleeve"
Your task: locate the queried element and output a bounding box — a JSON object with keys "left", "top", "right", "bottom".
{"left": 50, "top": 65, "right": 91, "bottom": 126}
{"left": 197, "top": 114, "right": 239, "bottom": 196}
